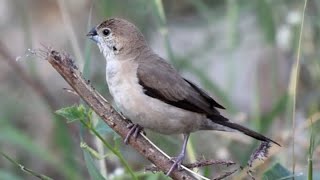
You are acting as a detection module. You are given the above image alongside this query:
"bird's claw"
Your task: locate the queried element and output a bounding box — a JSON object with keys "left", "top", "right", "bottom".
{"left": 124, "top": 124, "right": 143, "bottom": 144}
{"left": 166, "top": 153, "right": 185, "bottom": 176}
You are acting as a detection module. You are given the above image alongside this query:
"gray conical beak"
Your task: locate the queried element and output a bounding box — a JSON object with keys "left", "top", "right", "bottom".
{"left": 87, "top": 27, "right": 99, "bottom": 43}
{"left": 87, "top": 27, "right": 98, "bottom": 37}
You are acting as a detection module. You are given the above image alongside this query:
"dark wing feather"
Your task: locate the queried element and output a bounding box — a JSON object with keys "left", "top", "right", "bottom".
{"left": 137, "top": 55, "right": 224, "bottom": 116}
{"left": 183, "top": 79, "right": 225, "bottom": 109}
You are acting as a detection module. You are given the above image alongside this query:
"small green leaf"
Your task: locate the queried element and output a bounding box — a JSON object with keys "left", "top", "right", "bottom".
{"left": 83, "top": 150, "right": 106, "bottom": 180}
{"left": 80, "top": 142, "right": 109, "bottom": 160}
{"left": 263, "top": 163, "right": 292, "bottom": 179}
{"left": 56, "top": 104, "right": 86, "bottom": 123}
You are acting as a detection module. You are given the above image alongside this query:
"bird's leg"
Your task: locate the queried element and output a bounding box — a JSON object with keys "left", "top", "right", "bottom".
{"left": 124, "top": 123, "right": 143, "bottom": 144}
{"left": 166, "top": 133, "right": 190, "bottom": 176}
{"left": 133, "top": 125, "right": 143, "bottom": 138}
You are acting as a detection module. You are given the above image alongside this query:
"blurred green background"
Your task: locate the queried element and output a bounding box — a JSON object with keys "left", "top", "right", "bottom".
{"left": 0, "top": 0, "right": 319, "bottom": 179}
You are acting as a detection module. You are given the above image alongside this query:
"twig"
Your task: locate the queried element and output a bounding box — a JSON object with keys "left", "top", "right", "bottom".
{"left": 187, "top": 159, "right": 236, "bottom": 169}
{"left": 39, "top": 47, "right": 202, "bottom": 180}
{"left": 146, "top": 159, "right": 236, "bottom": 172}
{"left": 62, "top": 88, "right": 78, "bottom": 96}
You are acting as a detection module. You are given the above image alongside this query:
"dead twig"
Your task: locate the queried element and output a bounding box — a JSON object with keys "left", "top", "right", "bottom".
{"left": 146, "top": 159, "right": 236, "bottom": 172}
{"left": 187, "top": 159, "right": 236, "bottom": 169}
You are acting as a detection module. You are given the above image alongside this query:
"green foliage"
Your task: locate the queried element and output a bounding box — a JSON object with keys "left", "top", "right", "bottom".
{"left": 0, "top": 152, "right": 53, "bottom": 180}
{"left": 56, "top": 104, "right": 138, "bottom": 180}
{"left": 263, "top": 163, "right": 292, "bottom": 179}
{"left": 263, "top": 162, "right": 320, "bottom": 180}
{"left": 56, "top": 104, "right": 87, "bottom": 123}
{"left": 254, "top": 0, "right": 276, "bottom": 44}
{"left": 82, "top": 149, "right": 106, "bottom": 180}
{"left": 0, "top": 119, "right": 79, "bottom": 179}
{"left": 308, "top": 118, "right": 315, "bottom": 180}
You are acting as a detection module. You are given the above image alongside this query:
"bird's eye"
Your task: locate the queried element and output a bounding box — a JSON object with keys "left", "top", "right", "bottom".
{"left": 102, "top": 28, "right": 111, "bottom": 36}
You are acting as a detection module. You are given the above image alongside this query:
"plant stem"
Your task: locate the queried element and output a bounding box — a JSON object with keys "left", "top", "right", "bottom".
{"left": 289, "top": 0, "right": 308, "bottom": 177}
{"left": 80, "top": 119, "right": 138, "bottom": 180}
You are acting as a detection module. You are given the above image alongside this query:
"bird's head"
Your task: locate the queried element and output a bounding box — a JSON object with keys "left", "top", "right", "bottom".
{"left": 87, "top": 18, "right": 147, "bottom": 60}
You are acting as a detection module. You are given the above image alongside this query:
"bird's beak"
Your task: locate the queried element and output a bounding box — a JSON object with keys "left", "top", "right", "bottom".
{"left": 87, "top": 27, "right": 99, "bottom": 43}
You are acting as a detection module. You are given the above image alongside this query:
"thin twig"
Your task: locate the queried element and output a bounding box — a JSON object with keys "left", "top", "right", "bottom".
{"left": 62, "top": 88, "right": 78, "bottom": 96}
{"left": 146, "top": 159, "right": 236, "bottom": 171}
{"left": 187, "top": 159, "right": 236, "bottom": 169}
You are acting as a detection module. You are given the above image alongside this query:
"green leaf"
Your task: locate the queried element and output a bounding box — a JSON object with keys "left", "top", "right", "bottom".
{"left": 82, "top": 150, "right": 106, "bottom": 180}
{"left": 263, "top": 163, "right": 320, "bottom": 180}
{"left": 56, "top": 104, "right": 86, "bottom": 123}
{"left": 263, "top": 163, "right": 292, "bottom": 179}
{"left": 79, "top": 123, "right": 105, "bottom": 180}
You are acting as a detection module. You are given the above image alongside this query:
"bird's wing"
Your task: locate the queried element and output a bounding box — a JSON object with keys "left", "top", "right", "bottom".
{"left": 137, "top": 55, "right": 281, "bottom": 146}
{"left": 137, "top": 55, "right": 225, "bottom": 116}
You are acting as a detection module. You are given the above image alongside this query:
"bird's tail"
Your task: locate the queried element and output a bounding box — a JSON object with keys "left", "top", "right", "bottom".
{"left": 209, "top": 115, "right": 280, "bottom": 146}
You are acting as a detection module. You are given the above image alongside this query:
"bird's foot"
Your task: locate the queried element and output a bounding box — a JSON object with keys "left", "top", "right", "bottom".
{"left": 124, "top": 124, "right": 144, "bottom": 144}
{"left": 166, "top": 152, "right": 185, "bottom": 176}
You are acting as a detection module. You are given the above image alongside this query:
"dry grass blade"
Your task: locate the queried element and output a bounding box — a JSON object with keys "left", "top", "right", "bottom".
{"left": 288, "top": 0, "right": 308, "bottom": 176}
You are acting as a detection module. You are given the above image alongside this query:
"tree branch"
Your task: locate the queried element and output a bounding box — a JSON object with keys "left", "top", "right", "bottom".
{"left": 38, "top": 47, "right": 203, "bottom": 180}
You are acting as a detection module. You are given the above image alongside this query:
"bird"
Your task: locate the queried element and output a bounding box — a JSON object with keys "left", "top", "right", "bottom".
{"left": 87, "top": 18, "right": 280, "bottom": 176}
